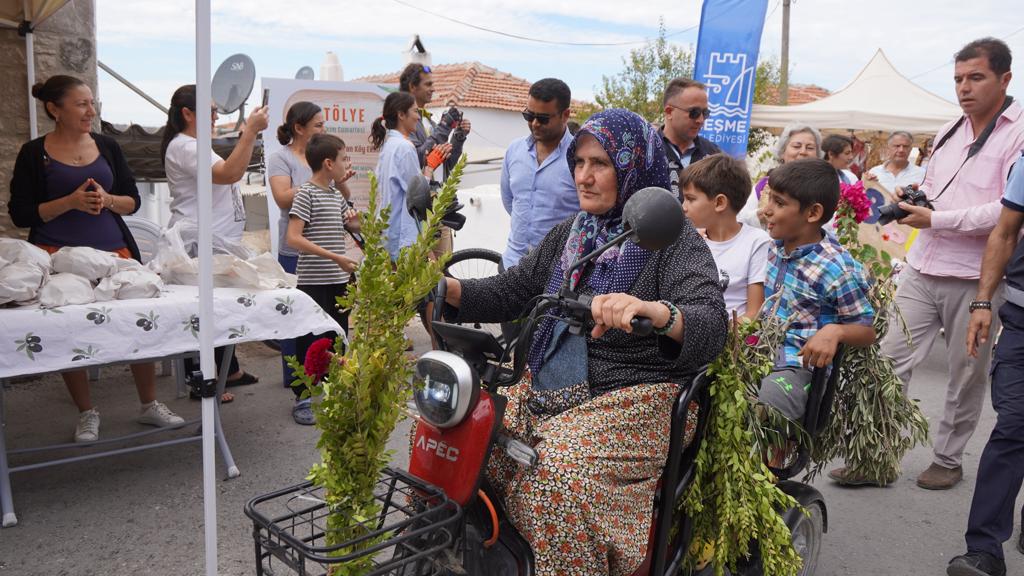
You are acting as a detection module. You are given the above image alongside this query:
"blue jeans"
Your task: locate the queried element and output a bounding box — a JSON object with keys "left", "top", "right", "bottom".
{"left": 279, "top": 253, "right": 298, "bottom": 388}
{"left": 965, "top": 302, "right": 1024, "bottom": 559}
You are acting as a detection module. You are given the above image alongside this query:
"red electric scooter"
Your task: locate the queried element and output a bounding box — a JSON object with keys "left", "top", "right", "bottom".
{"left": 400, "top": 187, "right": 835, "bottom": 576}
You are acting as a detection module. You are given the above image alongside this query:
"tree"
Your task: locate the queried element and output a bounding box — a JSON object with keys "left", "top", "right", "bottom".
{"left": 577, "top": 24, "right": 782, "bottom": 157}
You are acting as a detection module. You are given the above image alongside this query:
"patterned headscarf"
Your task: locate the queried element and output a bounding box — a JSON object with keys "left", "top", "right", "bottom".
{"left": 527, "top": 109, "right": 671, "bottom": 375}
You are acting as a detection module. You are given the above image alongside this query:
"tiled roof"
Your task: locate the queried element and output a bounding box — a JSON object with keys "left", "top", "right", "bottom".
{"left": 357, "top": 62, "right": 566, "bottom": 112}
{"left": 764, "top": 84, "right": 831, "bottom": 105}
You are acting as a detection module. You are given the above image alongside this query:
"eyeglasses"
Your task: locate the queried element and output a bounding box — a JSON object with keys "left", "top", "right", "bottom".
{"left": 667, "top": 104, "right": 711, "bottom": 120}
{"left": 521, "top": 109, "right": 554, "bottom": 125}
{"left": 421, "top": 65, "right": 432, "bottom": 74}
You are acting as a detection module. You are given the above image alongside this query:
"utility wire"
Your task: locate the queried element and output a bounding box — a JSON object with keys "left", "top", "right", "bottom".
{"left": 911, "top": 24, "right": 1024, "bottom": 80}
{"left": 389, "top": 0, "right": 698, "bottom": 47}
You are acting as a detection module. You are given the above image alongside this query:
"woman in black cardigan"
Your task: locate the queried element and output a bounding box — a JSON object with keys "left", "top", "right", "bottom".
{"left": 8, "top": 75, "right": 184, "bottom": 444}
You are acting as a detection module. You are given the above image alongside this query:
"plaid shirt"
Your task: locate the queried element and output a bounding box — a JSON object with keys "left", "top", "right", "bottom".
{"left": 765, "top": 232, "right": 875, "bottom": 368}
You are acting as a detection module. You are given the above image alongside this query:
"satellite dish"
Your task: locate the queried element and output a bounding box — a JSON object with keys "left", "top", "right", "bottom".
{"left": 295, "top": 66, "right": 315, "bottom": 80}
{"left": 211, "top": 53, "right": 256, "bottom": 114}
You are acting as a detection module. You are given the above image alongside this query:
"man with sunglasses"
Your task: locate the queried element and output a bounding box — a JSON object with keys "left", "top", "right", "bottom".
{"left": 500, "top": 78, "right": 579, "bottom": 269}
{"left": 660, "top": 78, "right": 721, "bottom": 198}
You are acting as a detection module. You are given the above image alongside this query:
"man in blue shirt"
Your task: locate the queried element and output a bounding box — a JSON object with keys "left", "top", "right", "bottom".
{"left": 501, "top": 78, "right": 580, "bottom": 269}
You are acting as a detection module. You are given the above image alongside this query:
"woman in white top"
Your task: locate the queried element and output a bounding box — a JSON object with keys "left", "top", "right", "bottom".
{"left": 822, "top": 133, "right": 859, "bottom": 185}
{"left": 161, "top": 84, "right": 269, "bottom": 393}
{"left": 865, "top": 131, "right": 927, "bottom": 194}
{"left": 739, "top": 123, "right": 822, "bottom": 228}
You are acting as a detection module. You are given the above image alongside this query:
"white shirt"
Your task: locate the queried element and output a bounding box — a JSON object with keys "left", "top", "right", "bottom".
{"left": 867, "top": 162, "right": 927, "bottom": 195}
{"left": 164, "top": 133, "right": 246, "bottom": 243}
{"left": 703, "top": 223, "right": 772, "bottom": 316}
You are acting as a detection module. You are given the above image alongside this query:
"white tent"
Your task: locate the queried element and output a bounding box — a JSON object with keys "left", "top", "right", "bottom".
{"left": 0, "top": 0, "right": 74, "bottom": 139}
{"left": 751, "top": 49, "right": 962, "bottom": 134}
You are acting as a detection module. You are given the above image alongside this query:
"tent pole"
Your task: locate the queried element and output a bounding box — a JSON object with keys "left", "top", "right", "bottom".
{"left": 195, "top": 1, "right": 218, "bottom": 575}
{"left": 25, "top": 28, "right": 37, "bottom": 139}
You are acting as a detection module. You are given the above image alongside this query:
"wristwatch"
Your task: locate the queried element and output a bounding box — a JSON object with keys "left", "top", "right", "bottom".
{"left": 969, "top": 300, "right": 992, "bottom": 312}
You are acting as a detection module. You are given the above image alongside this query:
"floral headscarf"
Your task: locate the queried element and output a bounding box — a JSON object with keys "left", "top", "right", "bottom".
{"left": 527, "top": 109, "right": 671, "bottom": 376}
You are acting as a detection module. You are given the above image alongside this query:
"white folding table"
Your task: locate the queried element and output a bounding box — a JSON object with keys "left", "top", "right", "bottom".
{"left": 0, "top": 284, "right": 341, "bottom": 527}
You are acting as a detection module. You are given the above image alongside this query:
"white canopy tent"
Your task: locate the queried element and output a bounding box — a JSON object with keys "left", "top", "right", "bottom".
{"left": 3, "top": 2, "right": 222, "bottom": 573}
{"left": 0, "top": 0, "right": 75, "bottom": 139}
{"left": 751, "top": 49, "right": 962, "bottom": 134}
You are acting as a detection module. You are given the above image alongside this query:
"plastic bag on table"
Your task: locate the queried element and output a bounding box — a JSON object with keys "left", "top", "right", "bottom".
{"left": 51, "top": 246, "right": 119, "bottom": 281}
{"left": 0, "top": 262, "right": 47, "bottom": 305}
{"left": 149, "top": 222, "right": 256, "bottom": 285}
{"left": 94, "top": 268, "right": 164, "bottom": 301}
{"left": 0, "top": 238, "right": 52, "bottom": 273}
{"left": 39, "top": 272, "right": 96, "bottom": 308}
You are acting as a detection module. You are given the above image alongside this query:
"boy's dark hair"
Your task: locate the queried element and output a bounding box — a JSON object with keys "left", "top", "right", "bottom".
{"left": 679, "top": 153, "right": 752, "bottom": 213}
{"left": 821, "top": 134, "right": 853, "bottom": 160}
{"left": 955, "top": 37, "right": 1012, "bottom": 75}
{"left": 306, "top": 133, "right": 346, "bottom": 172}
{"left": 528, "top": 78, "right": 571, "bottom": 111}
{"left": 768, "top": 158, "right": 839, "bottom": 223}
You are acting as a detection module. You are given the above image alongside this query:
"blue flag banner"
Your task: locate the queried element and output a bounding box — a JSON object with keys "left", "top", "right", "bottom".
{"left": 693, "top": 0, "right": 770, "bottom": 157}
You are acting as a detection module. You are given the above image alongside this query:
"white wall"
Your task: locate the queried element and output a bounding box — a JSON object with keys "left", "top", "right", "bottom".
{"left": 430, "top": 106, "right": 528, "bottom": 189}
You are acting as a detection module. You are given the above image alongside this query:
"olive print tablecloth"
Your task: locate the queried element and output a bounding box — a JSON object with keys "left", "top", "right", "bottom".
{"left": 0, "top": 285, "right": 342, "bottom": 379}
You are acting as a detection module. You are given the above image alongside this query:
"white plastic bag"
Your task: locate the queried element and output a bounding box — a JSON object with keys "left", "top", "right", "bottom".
{"left": 0, "top": 262, "right": 47, "bottom": 305}
{"left": 0, "top": 238, "right": 51, "bottom": 272}
{"left": 94, "top": 268, "right": 164, "bottom": 301}
{"left": 39, "top": 273, "right": 96, "bottom": 308}
{"left": 51, "top": 246, "right": 118, "bottom": 281}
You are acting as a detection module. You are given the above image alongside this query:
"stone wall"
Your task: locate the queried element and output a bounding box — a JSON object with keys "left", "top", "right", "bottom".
{"left": 0, "top": 0, "right": 97, "bottom": 239}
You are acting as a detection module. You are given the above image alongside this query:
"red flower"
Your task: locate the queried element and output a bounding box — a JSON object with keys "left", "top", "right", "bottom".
{"left": 304, "top": 337, "right": 334, "bottom": 381}
{"left": 744, "top": 334, "right": 760, "bottom": 346}
{"left": 839, "top": 181, "right": 871, "bottom": 223}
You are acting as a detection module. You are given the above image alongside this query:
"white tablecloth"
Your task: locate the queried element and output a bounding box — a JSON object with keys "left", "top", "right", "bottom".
{"left": 0, "top": 285, "right": 342, "bottom": 379}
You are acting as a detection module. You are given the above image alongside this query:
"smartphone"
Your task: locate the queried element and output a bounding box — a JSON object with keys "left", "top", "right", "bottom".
{"left": 261, "top": 88, "right": 270, "bottom": 108}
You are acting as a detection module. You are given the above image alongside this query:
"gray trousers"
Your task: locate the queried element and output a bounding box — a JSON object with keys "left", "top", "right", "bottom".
{"left": 881, "top": 266, "right": 1004, "bottom": 469}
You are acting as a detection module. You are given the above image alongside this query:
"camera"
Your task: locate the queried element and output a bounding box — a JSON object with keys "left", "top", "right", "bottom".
{"left": 877, "top": 186, "right": 933, "bottom": 226}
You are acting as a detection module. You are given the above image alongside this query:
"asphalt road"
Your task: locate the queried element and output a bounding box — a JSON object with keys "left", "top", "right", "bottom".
{"left": 0, "top": 325, "right": 1020, "bottom": 576}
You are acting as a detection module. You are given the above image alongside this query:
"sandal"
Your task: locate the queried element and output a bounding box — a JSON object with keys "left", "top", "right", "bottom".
{"left": 225, "top": 372, "right": 259, "bottom": 387}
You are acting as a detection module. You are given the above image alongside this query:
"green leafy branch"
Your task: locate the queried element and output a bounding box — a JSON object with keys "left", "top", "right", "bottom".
{"left": 286, "top": 155, "right": 464, "bottom": 574}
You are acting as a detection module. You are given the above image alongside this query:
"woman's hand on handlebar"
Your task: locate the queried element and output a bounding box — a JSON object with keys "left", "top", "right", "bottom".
{"left": 589, "top": 294, "right": 670, "bottom": 339}
{"left": 444, "top": 277, "right": 462, "bottom": 308}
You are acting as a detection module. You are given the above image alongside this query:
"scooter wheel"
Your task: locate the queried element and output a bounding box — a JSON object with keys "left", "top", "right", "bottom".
{"left": 788, "top": 502, "right": 824, "bottom": 575}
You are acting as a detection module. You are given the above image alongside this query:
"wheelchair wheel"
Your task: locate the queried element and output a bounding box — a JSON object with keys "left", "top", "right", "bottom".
{"left": 789, "top": 502, "right": 823, "bottom": 576}
{"left": 438, "top": 249, "right": 508, "bottom": 347}
{"left": 444, "top": 248, "right": 503, "bottom": 280}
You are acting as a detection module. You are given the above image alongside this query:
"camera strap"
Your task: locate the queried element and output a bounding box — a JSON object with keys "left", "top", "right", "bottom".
{"left": 929, "top": 95, "right": 1014, "bottom": 203}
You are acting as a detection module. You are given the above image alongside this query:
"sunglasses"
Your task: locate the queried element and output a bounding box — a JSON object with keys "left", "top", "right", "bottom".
{"left": 668, "top": 104, "right": 711, "bottom": 119}
{"left": 421, "top": 65, "right": 432, "bottom": 74}
{"left": 522, "top": 109, "right": 554, "bottom": 125}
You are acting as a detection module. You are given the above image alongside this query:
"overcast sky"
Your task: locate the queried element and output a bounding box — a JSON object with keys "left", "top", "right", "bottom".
{"left": 94, "top": 0, "right": 1024, "bottom": 127}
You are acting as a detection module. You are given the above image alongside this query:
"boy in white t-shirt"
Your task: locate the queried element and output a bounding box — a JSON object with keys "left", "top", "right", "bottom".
{"left": 681, "top": 154, "right": 771, "bottom": 320}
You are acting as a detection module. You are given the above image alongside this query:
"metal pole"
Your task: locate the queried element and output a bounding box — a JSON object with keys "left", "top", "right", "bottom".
{"left": 97, "top": 60, "right": 169, "bottom": 115}
{"left": 780, "top": 0, "right": 791, "bottom": 105}
{"left": 195, "top": 1, "right": 218, "bottom": 574}
{"left": 26, "top": 29, "right": 37, "bottom": 139}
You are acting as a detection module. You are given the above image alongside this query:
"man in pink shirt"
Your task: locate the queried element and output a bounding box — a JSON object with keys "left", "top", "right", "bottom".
{"left": 830, "top": 38, "right": 1024, "bottom": 492}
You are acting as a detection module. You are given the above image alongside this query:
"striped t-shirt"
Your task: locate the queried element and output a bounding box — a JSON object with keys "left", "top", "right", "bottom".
{"left": 289, "top": 182, "right": 351, "bottom": 285}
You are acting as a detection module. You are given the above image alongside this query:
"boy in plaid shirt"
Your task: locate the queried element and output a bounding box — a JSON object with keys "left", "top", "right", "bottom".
{"left": 759, "top": 158, "right": 876, "bottom": 421}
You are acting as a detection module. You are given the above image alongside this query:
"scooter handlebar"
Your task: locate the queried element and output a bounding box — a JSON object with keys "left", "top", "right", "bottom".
{"left": 573, "top": 294, "right": 654, "bottom": 337}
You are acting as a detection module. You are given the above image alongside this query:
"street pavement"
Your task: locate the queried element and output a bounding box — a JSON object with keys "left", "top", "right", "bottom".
{"left": 0, "top": 324, "right": 1020, "bottom": 575}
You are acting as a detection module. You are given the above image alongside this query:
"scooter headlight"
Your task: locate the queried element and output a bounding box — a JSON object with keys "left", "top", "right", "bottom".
{"left": 413, "top": 351, "right": 478, "bottom": 429}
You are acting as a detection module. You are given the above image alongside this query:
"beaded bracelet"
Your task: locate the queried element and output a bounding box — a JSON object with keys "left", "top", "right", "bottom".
{"left": 654, "top": 300, "right": 679, "bottom": 336}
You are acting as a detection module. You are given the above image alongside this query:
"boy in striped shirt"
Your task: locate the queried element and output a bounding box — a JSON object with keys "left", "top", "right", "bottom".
{"left": 286, "top": 133, "right": 360, "bottom": 424}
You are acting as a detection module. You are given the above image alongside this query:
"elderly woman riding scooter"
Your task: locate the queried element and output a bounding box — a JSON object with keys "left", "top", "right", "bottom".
{"left": 439, "top": 109, "right": 728, "bottom": 576}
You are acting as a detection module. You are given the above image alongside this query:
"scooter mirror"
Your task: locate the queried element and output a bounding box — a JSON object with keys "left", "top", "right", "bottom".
{"left": 622, "top": 187, "right": 683, "bottom": 251}
{"left": 406, "top": 174, "right": 433, "bottom": 222}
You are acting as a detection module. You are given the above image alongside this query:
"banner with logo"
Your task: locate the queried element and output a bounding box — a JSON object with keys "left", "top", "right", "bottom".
{"left": 261, "top": 78, "right": 395, "bottom": 255}
{"left": 693, "top": 0, "right": 769, "bottom": 157}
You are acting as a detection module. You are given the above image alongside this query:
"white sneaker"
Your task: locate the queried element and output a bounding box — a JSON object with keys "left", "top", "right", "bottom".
{"left": 138, "top": 401, "right": 185, "bottom": 427}
{"left": 75, "top": 408, "right": 100, "bottom": 443}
